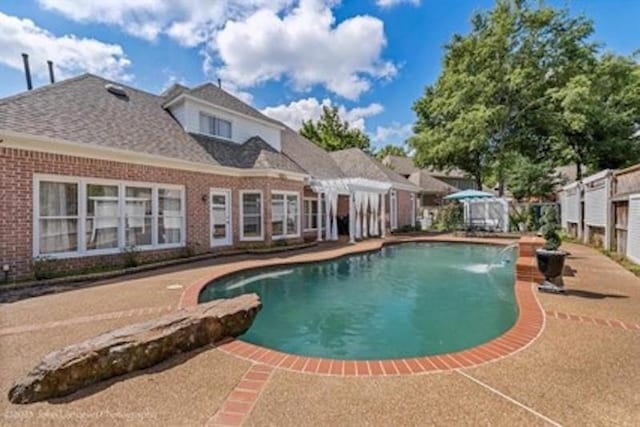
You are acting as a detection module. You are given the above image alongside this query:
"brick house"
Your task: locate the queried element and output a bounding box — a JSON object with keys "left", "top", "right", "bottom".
{"left": 0, "top": 74, "right": 418, "bottom": 280}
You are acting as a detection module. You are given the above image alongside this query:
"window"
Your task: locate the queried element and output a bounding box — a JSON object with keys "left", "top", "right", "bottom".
{"left": 38, "top": 181, "right": 78, "bottom": 254}
{"left": 241, "top": 191, "right": 263, "bottom": 240}
{"left": 271, "top": 194, "right": 285, "bottom": 237}
{"left": 199, "top": 112, "right": 232, "bottom": 139}
{"left": 158, "top": 189, "right": 183, "bottom": 244}
{"left": 35, "top": 176, "right": 185, "bottom": 258}
{"left": 272, "top": 191, "right": 299, "bottom": 239}
{"left": 303, "top": 198, "right": 324, "bottom": 231}
{"left": 125, "top": 186, "right": 153, "bottom": 247}
{"left": 86, "top": 184, "right": 119, "bottom": 250}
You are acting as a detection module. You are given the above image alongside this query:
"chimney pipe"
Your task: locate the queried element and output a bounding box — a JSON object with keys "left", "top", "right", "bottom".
{"left": 47, "top": 60, "right": 55, "bottom": 84}
{"left": 217, "top": 78, "right": 221, "bottom": 88}
{"left": 22, "top": 53, "right": 32, "bottom": 91}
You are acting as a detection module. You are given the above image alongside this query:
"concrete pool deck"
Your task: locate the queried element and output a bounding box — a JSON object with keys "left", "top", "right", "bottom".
{"left": 1, "top": 235, "right": 639, "bottom": 426}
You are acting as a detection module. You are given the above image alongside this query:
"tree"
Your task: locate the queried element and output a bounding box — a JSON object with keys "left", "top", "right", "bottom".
{"left": 300, "top": 106, "right": 371, "bottom": 152}
{"left": 505, "top": 154, "right": 561, "bottom": 201}
{"left": 375, "top": 144, "right": 407, "bottom": 160}
{"left": 547, "top": 53, "right": 640, "bottom": 179}
{"left": 409, "top": 0, "right": 596, "bottom": 192}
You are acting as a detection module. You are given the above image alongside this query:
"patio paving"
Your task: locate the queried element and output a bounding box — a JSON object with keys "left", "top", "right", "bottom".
{"left": 0, "top": 237, "right": 639, "bottom": 426}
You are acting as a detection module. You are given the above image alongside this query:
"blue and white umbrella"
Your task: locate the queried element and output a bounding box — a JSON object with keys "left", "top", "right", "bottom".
{"left": 443, "top": 189, "right": 494, "bottom": 200}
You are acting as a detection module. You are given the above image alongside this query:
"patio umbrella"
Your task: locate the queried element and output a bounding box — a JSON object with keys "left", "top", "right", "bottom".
{"left": 443, "top": 189, "right": 494, "bottom": 200}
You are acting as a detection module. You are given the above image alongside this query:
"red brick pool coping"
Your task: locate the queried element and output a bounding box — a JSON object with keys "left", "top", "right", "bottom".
{"left": 181, "top": 237, "right": 545, "bottom": 376}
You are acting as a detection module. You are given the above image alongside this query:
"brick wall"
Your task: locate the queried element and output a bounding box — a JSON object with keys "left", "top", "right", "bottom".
{"left": 0, "top": 147, "right": 304, "bottom": 279}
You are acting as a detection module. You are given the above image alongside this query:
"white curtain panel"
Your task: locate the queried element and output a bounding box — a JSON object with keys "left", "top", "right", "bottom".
{"left": 91, "top": 198, "right": 119, "bottom": 248}
{"left": 40, "top": 182, "right": 76, "bottom": 254}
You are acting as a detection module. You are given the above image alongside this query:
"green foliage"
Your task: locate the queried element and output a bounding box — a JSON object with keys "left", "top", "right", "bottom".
{"left": 410, "top": 0, "right": 640, "bottom": 189}
{"left": 525, "top": 204, "right": 538, "bottom": 232}
{"left": 508, "top": 205, "right": 527, "bottom": 232}
{"left": 435, "top": 203, "right": 463, "bottom": 231}
{"left": 120, "top": 246, "right": 140, "bottom": 268}
{"left": 300, "top": 106, "right": 371, "bottom": 152}
{"left": 394, "top": 224, "right": 422, "bottom": 233}
{"left": 273, "top": 239, "right": 288, "bottom": 247}
{"left": 540, "top": 205, "right": 561, "bottom": 250}
{"left": 32, "top": 257, "right": 57, "bottom": 280}
{"left": 547, "top": 53, "right": 640, "bottom": 177}
{"left": 375, "top": 144, "right": 407, "bottom": 160}
{"left": 505, "top": 155, "right": 561, "bottom": 201}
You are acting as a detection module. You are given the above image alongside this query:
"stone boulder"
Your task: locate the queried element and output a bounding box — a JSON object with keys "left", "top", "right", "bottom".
{"left": 9, "top": 294, "right": 261, "bottom": 404}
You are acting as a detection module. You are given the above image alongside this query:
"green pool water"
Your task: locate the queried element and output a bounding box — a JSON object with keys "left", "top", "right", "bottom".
{"left": 198, "top": 243, "right": 518, "bottom": 360}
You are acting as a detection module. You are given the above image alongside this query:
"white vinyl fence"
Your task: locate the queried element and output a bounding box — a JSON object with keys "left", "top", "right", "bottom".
{"left": 627, "top": 194, "right": 640, "bottom": 264}
{"left": 560, "top": 182, "right": 582, "bottom": 238}
{"left": 583, "top": 170, "right": 612, "bottom": 250}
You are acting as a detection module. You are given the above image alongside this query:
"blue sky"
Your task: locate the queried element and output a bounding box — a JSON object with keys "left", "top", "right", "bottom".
{"left": 0, "top": 0, "right": 638, "bottom": 149}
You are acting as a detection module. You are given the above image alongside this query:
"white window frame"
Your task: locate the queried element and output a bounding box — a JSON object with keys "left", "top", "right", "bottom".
{"left": 209, "top": 188, "right": 233, "bottom": 247}
{"left": 240, "top": 190, "right": 264, "bottom": 241}
{"left": 303, "top": 197, "right": 324, "bottom": 231}
{"left": 199, "top": 111, "right": 233, "bottom": 140}
{"left": 33, "top": 174, "right": 186, "bottom": 259}
{"left": 390, "top": 190, "right": 398, "bottom": 230}
{"left": 271, "top": 190, "right": 301, "bottom": 240}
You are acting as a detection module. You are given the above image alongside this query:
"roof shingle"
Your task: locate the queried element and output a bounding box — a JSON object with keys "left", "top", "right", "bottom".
{"left": 280, "top": 127, "right": 345, "bottom": 179}
{"left": 0, "top": 74, "right": 218, "bottom": 165}
{"left": 330, "top": 148, "right": 420, "bottom": 191}
{"left": 408, "top": 171, "right": 459, "bottom": 194}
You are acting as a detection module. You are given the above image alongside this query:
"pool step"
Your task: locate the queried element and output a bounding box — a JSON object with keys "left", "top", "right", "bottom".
{"left": 516, "top": 236, "right": 545, "bottom": 283}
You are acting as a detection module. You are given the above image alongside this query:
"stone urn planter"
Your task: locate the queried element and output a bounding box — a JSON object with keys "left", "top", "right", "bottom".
{"left": 536, "top": 248, "right": 566, "bottom": 288}
{"left": 536, "top": 205, "right": 567, "bottom": 292}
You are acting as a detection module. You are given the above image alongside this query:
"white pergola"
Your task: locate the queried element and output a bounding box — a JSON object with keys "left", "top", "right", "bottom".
{"left": 309, "top": 178, "right": 393, "bottom": 243}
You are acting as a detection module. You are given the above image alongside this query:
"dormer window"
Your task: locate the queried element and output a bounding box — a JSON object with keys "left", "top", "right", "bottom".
{"left": 199, "top": 112, "right": 232, "bottom": 139}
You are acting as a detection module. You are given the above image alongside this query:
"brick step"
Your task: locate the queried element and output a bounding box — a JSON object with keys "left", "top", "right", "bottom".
{"left": 516, "top": 256, "right": 545, "bottom": 282}
{"left": 518, "top": 235, "right": 545, "bottom": 258}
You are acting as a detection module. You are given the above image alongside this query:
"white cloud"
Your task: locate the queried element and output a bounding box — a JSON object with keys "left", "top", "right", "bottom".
{"left": 221, "top": 81, "right": 255, "bottom": 105}
{"left": 261, "top": 97, "right": 383, "bottom": 130}
{"left": 376, "top": 0, "right": 420, "bottom": 7}
{"left": 39, "top": 0, "right": 396, "bottom": 99}
{"left": 160, "top": 68, "right": 188, "bottom": 92}
{"left": 213, "top": 0, "right": 396, "bottom": 99}
{"left": 0, "top": 12, "right": 132, "bottom": 82}
{"left": 371, "top": 122, "right": 413, "bottom": 148}
{"left": 38, "top": 0, "right": 294, "bottom": 47}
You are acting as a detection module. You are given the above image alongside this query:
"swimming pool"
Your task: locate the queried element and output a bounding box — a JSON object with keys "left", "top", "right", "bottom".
{"left": 198, "top": 243, "right": 517, "bottom": 360}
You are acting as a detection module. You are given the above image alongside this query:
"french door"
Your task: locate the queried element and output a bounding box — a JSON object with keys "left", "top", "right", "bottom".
{"left": 210, "top": 189, "right": 232, "bottom": 247}
{"left": 390, "top": 190, "right": 398, "bottom": 230}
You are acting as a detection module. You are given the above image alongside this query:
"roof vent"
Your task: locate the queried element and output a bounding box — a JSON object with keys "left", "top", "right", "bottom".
{"left": 105, "top": 83, "right": 127, "bottom": 97}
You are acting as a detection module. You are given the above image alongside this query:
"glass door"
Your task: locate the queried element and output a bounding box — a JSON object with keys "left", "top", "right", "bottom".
{"left": 210, "top": 189, "right": 232, "bottom": 247}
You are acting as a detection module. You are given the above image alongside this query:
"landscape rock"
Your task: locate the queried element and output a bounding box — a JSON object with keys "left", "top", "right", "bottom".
{"left": 8, "top": 293, "right": 261, "bottom": 404}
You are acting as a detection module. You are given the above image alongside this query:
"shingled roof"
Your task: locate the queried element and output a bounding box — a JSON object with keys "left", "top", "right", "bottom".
{"left": 280, "top": 127, "right": 345, "bottom": 179}
{"left": 0, "top": 74, "right": 216, "bottom": 165}
{"left": 165, "top": 82, "right": 283, "bottom": 127}
{"left": 192, "top": 133, "right": 304, "bottom": 173}
{"left": 382, "top": 154, "right": 469, "bottom": 179}
{"left": 0, "top": 73, "right": 369, "bottom": 179}
{"left": 408, "top": 171, "right": 459, "bottom": 194}
{"left": 330, "top": 148, "right": 420, "bottom": 191}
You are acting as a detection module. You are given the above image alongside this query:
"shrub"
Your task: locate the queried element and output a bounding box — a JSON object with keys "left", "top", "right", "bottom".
{"left": 435, "top": 203, "right": 463, "bottom": 231}
{"left": 540, "top": 205, "right": 561, "bottom": 251}
{"left": 120, "top": 246, "right": 140, "bottom": 268}
{"left": 526, "top": 204, "right": 539, "bottom": 232}
{"left": 273, "top": 239, "right": 288, "bottom": 247}
{"left": 32, "top": 257, "right": 57, "bottom": 280}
